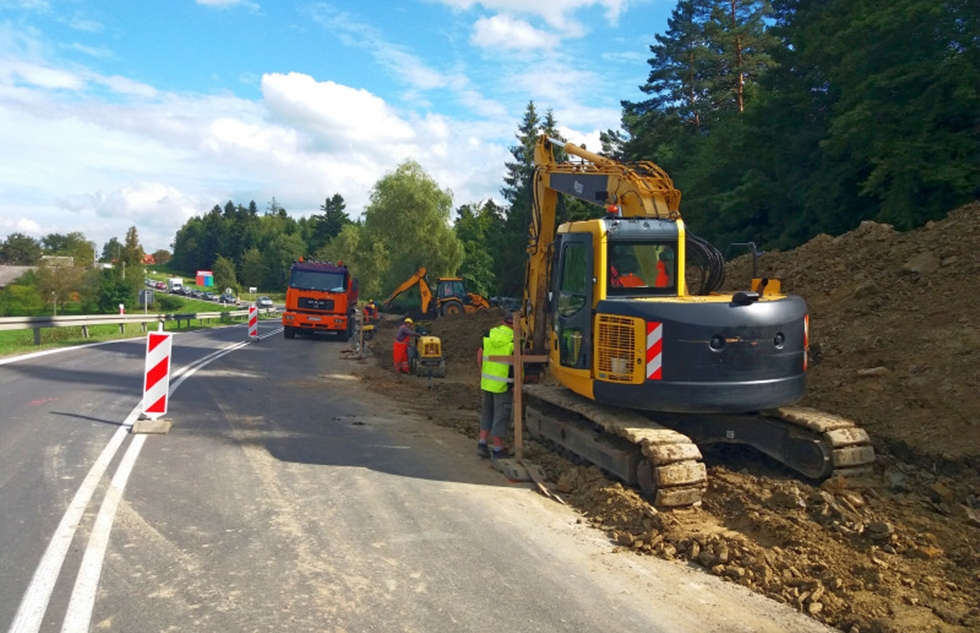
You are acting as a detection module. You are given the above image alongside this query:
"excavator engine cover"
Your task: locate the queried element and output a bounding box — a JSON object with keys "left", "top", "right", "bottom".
{"left": 589, "top": 295, "right": 808, "bottom": 413}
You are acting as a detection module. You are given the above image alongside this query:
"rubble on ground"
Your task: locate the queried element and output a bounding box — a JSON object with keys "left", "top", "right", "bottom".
{"left": 354, "top": 202, "right": 980, "bottom": 633}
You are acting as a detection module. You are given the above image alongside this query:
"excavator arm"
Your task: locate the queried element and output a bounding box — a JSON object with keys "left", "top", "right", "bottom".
{"left": 523, "top": 135, "right": 683, "bottom": 355}
{"left": 382, "top": 267, "right": 434, "bottom": 314}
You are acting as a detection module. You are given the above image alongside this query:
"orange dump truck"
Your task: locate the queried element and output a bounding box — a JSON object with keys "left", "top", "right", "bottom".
{"left": 282, "top": 259, "right": 358, "bottom": 341}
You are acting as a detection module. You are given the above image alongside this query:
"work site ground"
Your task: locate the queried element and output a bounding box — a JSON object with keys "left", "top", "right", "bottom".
{"left": 344, "top": 202, "right": 980, "bottom": 633}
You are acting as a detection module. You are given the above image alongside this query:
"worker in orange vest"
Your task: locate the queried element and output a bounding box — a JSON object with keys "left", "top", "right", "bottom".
{"left": 392, "top": 317, "right": 419, "bottom": 374}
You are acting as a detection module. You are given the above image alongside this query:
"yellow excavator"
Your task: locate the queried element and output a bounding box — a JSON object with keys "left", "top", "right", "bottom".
{"left": 382, "top": 266, "right": 491, "bottom": 317}
{"left": 519, "top": 135, "right": 875, "bottom": 507}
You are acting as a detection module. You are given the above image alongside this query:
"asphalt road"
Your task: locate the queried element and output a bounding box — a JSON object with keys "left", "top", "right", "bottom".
{"left": 0, "top": 321, "right": 832, "bottom": 633}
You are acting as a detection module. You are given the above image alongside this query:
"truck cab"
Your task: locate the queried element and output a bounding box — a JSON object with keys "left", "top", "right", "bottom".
{"left": 282, "top": 259, "right": 358, "bottom": 341}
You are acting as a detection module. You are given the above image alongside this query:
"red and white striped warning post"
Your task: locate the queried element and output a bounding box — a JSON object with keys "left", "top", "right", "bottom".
{"left": 248, "top": 304, "right": 258, "bottom": 340}
{"left": 142, "top": 331, "right": 173, "bottom": 420}
{"left": 646, "top": 321, "right": 663, "bottom": 381}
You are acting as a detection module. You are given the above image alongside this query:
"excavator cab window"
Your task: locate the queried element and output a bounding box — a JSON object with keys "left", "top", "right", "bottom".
{"left": 554, "top": 236, "right": 593, "bottom": 369}
{"left": 607, "top": 241, "right": 676, "bottom": 296}
{"left": 438, "top": 279, "right": 466, "bottom": 299}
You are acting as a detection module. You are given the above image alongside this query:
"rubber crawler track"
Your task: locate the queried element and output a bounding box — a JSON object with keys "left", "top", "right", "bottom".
{"left": 524, "top": 385, "right": 708, "bottom": 508}
{"left": 524, "top": 387, "right": 876, "bottom": 508}
{"left": 766, "top": 406, "right": 877, "bottom": 478}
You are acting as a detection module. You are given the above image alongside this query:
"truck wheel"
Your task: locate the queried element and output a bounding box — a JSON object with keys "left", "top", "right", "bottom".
{"left": 441, "top": 300, "right": 464, "bottom": 316}
{"left": 284, "top": 327, "right": 296, "bottom": 339}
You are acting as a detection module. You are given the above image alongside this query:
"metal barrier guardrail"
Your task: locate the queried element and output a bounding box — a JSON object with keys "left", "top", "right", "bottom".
{"left": 0, "top": 308, "right": 279, "bottom": 345}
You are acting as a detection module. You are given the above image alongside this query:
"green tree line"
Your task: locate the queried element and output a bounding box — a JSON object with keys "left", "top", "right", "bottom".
{"left": 609, "top": 0, "right": 979, "bottom": 250}
{"left": 0, "top": 227, "right": 147, "bottom": 316}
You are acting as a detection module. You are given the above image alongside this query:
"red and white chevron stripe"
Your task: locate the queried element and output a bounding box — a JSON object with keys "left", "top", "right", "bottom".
{"left": 646, "top": 321, "right": 663, "bottom": 381}
{"left": 142, "top": 332, "right": 173, "bottom": 419}
{"left": 248, "top": 304, "right": 258, "bottom": 339}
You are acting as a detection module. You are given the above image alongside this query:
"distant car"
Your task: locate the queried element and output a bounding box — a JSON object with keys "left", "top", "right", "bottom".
{"left": 202, "top": 292, "right": 216, "bottom": 301}
{"left": 220, "top": 293, "right": 240, "bottom": 306}
{"left": 256, "top": 296, "right": 274, "bottom": 309}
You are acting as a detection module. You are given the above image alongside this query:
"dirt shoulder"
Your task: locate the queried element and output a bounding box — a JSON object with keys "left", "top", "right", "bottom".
{"left": 348, "top": 204, "right": 980, "bottom": 633}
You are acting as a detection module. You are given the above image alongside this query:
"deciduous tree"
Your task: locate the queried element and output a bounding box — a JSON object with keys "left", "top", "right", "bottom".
{"left": 361, "top": 160, "right": 463, "bottom": 301}
{"left": 0, "top": 233, "right": 42, "bottom": 265}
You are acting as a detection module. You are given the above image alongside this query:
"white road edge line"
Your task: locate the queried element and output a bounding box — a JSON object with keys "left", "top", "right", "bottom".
{"left": 61, "top": 433, "right": 147, "bottom": 633}
{"left": 7, "top": 336, "right": 255, "bottom": 633}
{"left": 6, "top": 411, "right": 137, "bottom": 633}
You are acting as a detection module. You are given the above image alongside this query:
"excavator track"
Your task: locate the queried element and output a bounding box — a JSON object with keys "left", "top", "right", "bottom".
{"left": 764, "top": 406, "right": 876, "bottom": 479}
{"left": 522, "top": 387, "right": 876, "bottom": 508}
{"left": 524, "top": 385, "right": 708, "bottom": 508}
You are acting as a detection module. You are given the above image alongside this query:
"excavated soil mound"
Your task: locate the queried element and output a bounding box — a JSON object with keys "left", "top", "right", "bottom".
{"left": 724, "top": 202, "right": 980, "bottom": 467}
{"left": 353, "top": 203, "right": 980, "bottom": 633}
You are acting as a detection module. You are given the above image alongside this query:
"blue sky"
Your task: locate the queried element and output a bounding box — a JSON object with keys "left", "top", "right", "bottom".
{"left": 0, "top": 0, "right": 672, "bottom": 253}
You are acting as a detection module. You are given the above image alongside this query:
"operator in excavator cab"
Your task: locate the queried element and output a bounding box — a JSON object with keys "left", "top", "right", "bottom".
{"left": 655, "top": 246, "right": 674, "bottom": 288}
{"left": 609, "top": 246, "right": 645, "bottom": 289}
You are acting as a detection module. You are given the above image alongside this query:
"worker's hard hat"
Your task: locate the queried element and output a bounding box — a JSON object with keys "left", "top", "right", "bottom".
{"left": 404, "top": 317, "right": 413, "bottom": 324}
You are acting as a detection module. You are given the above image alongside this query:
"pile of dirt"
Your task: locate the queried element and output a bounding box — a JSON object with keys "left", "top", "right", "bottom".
{"left": 354, "top": 203, "right": 980, "bottom": 633}
{"left": 723, "top": 201, "right": 980, "bottom": 467}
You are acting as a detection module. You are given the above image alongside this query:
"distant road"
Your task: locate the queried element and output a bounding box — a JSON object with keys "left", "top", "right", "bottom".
{"left": 0, "top": 323, "right": 831, "bottom": 633}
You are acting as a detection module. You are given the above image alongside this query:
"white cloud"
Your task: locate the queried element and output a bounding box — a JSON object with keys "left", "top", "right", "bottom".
{"left": 0, "top": 63, "right": 518, "bottom": 251}
{"left": 261, "top": 72, "right": 416, "bottom": 149}
{"left": 471, "top": 15, "right": 558, "bottom": 50}
{"left": 196, "top": 0, "right": 261, "bottom": 11}
{"left": 0, "top": 58, "right": 157, "bottom": 96}
{"left": 0, "top": 1, "right": 50, "bottom": 10}
{"left": 306, "top": 5, "right": 458, "bottom": 93}
{"left": 436, "top": 0, "right": 628, "bottom": 32}
{"left": 0, "top": 215, "right": 42, "bottom": 236}
{"left": 91, "top": 74, "right": 157, "bottom": 97}
{"left": 70, "top": 43, "right": 113, "bottom": 59}
{"left": 0, "top": 0, "right": 641, "bottom": 254}
{"left": 65, "top": 17, "right": 104, "bottom": 33}
{"left": 1, "top": 60, "right": 83, "bottom": 90}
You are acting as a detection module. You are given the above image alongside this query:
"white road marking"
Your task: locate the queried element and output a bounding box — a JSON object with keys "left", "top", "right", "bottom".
{"left": 7, "top": 332, "right": 268, "bottom": 633}
{"left": 61, "top": 433, "right": 147, "bottom": 633}
{"left": 6, "top": 410, "right": 137, "bottom": 633}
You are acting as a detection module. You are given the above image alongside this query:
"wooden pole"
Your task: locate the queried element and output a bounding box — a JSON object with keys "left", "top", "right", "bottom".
{"left": 513, "top": 340, "right": 523, "bottom": 459}
{"left": 488, "top": 347, "right": 546, "bottom": 460}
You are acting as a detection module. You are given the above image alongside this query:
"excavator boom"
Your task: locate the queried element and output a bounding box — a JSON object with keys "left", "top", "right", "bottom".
{"left": 382, "top": 267, "right": 433, "bottom": 315}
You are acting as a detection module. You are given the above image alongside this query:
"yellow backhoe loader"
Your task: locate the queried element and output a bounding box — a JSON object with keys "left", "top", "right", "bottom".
{"left": 382, "top": 267, "right": 490, "bottom": 317}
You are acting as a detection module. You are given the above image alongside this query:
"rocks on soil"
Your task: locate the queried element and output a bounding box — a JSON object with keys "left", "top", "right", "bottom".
{"left": 353, "top": 202, "right": 980, "bottom": 633}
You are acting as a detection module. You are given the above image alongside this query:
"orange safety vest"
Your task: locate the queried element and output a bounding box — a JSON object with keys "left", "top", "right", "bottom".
{"left": 655, "top": 261, "right": 669, "bottom": 288}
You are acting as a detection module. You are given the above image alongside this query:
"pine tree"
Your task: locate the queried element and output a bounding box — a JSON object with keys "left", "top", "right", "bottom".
{"left": 496, "top": 102, "right": 541, "bottom": 297}
{"left": 309, "top": 193, "right": 351, "bottom": 253}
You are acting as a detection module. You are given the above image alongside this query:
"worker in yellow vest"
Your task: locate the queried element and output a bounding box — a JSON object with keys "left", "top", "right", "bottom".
{"left": 476, "top": 311, "right": 514, "bottom": 459}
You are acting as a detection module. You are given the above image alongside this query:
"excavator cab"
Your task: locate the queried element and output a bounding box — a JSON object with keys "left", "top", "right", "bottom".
{"left": 607, "top": 242, "right": 676, "bottom": 293}
{"left": 545, "top": 216, "right": 809, "bottom": 414}
{"left": 434, "top": 277, "right": 490, "bottom": 316}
